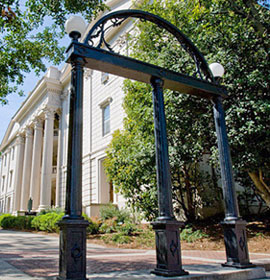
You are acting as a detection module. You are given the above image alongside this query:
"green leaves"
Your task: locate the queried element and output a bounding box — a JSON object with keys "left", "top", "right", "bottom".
{"left": 0, "top": 0, "right": 105, "bottom": 104}
{"left": 105, "top": 0, "right": 270, "bottom": 217}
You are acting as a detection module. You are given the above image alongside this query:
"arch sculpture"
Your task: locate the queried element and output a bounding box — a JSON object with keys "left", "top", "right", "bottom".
{"left": 59, "top": 10, "right": 253, "bottom": 279}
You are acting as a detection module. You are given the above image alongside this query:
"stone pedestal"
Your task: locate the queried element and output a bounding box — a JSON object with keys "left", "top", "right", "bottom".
{"left": 222, "top": 219, "right": 254, "bottom": 268}
{"left": 57, "top": 218, "right": 89, "bottom": 280}
{"left": 151, "top": 220, "right": 188, "bottom": 277}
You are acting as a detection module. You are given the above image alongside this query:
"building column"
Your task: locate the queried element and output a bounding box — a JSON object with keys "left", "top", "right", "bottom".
{"left": 20, "top": 128, "right": 33, "bottom": 211}
{"left": 29, "top": 119, "right": 43, "bottom": 211}
{"left": 55, "top": 112, "right": 62, "bottom": 208}
{"left": 3, "top": 148, "right": 11, "bottom": 213}
{"left": 12, "top": 135, "right": 25, "bottom": 214}
{"left": 39, "top": 109, "right": 55, "bottom": 210}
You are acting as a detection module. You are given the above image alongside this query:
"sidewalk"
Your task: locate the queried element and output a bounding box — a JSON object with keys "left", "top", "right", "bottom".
{"left": 0, "top": 230, "right": 269, "bottom": 280}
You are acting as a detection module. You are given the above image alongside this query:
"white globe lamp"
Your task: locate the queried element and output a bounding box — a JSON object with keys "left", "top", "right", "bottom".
{"left": 65, "top": 15, "right": 86, "bottom": 40}
{"left": 209, "top": 62, "right": 225, "bottom": 78}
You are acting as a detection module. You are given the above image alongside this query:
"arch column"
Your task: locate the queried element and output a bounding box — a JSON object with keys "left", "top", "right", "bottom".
{"left": 39, "top": 109, "right": 55, "bottom": 210}
{"left": 55, "top": 112, "right": 62, "bottom": 208}
{"left": 20, "top": 128, "right": 33, "bottom": 211}
{"left": 29, "top": 118, "right": 43, "bottom": 211}
{"left": 12, "top": 135, "right": 25, "bottom": 214}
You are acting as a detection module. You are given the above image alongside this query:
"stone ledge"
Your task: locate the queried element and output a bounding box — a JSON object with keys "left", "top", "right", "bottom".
{"left": 86, "top": 266, "right": 266, "bottom": 280}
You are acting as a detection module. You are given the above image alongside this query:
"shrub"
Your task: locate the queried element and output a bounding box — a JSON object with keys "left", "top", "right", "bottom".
{"left": 0, "top": 214, "right": 12, "bottom": 227}
{"left": 87, "top": 220, "right": 100, "bottom": 234}
{"left": 111, "top": 233, "right": 131, "bottom": 244}
{"left": 136, "top": 228, "right": 155, "bottom": 248}
{"left": 101, "top": 232, "right": 131, "bottom": 244}
{"left": 82, "top": 213, "right": 101, "bottom": 234}
{"left": 99, "top": 218, "right": 117, "bottom": 234}
{"left": 1, "top": 215, "right": 34, "bottom": 230}
{"left": 117, "top": 222, "right": 137, "bottom": 236}
{"left": 100, "top": 204, "right": 131, "bottom": 224}
{"left": 31, "top": 212, "right": 64, "bottom": 232}
{"left": 37, "top": 207, "right": 64, "bottom": 216}
{"left": 180, "top": 226, "right": 208, "bottom": 243}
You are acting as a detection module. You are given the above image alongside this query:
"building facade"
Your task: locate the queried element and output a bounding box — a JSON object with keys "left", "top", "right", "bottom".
{"left": 0, "top": 0, "right": 132, "bottom": 217}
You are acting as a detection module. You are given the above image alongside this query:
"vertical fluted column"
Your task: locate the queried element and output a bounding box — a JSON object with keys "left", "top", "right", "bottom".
{"left": 213, "top": 97, "right": 253, "bottom": 268}
{"left": 150, "top": 77, "right": 187, "bottom": 277}
{"left": 151, "top": 77, "right": 174, "bottom": 220}
{"left": 29, "top": 118, "right": 43, "bottom": 211}
{"left": 39, "top": 109, "right": 55, "bottom": 210}
{"left": 58, "top": 54, "right": 89, "bottom": 280}
{"left": 20, "top": 128, "right": 33, "bottom": 211}
{"left": 55, "top": 112, "right": 62, "bottom": 208}
{"left": 12, "top": 135, "right": 25, "bottom": 213}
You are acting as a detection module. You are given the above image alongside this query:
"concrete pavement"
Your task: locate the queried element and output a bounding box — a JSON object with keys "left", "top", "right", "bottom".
{"left": 0, "top": 229, "right": 269, "bottom": 279}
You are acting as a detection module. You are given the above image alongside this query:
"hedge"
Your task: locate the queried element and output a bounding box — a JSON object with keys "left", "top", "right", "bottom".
{"left": 31, "top": 212, "right": 64, "bottom": 232}
{"left": 1, "top": 215, "right": 34, "bottom": 230}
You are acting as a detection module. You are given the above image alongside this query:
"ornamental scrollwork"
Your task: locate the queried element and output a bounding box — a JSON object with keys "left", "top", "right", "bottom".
{"left": 84, "top": 10, "right": 214, "bottom": 82}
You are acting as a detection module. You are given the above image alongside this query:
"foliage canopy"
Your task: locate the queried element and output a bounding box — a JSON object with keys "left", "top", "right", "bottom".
{"left": 105, "top": 0, "right": 270, "bottom": 221}
{"left": 0, "top": 0, "right": 105, "bottom": 104}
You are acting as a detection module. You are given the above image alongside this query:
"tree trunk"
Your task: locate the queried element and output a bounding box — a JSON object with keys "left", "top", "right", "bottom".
{"left": 248, "top": 170, "right": 270, "bottom": 206}
{"left": 183, "top": 165, "right": 196, "bottom": 222}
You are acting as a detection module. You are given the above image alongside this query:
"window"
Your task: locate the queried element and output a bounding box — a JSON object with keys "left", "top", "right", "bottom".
{"left": 9, "top": 171, "right": 13, "bottom": 189}
{"left": 101, "top": 72, "right": 109, "bottom": 84}
{"left": 2, "top": 176, "right": 5, "bottom": 191}
{"left": 102, "top": 104, "right": 110, "bottom": 136}
{"left": 4, "top": 154, "right": 6, "bottom": 166}
{"left": 12, "top": 147, "right": 15, "bottom": 160}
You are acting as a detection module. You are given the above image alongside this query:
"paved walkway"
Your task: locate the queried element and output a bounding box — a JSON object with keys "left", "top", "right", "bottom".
{"left": 0, "top": 230, "right": 270, "bottom": 279}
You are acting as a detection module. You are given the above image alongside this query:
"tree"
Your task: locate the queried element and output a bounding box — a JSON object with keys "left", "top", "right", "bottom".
{"left": 0, "top": 0, "right": 105, "bottom": 104}
{"left": 105, "top": 0, "right": 270, "bottom": 221}
{"left": 105, "top": 80, "right": 221, "bottom": 222}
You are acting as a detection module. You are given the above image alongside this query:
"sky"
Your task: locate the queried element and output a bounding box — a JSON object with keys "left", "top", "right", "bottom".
{"left": 258, "top": 0, "right": 270, "bottom": 8}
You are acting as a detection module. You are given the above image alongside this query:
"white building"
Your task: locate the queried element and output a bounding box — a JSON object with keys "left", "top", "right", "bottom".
{"left": 0, "top": 0, "right": 133, "bottom": 217}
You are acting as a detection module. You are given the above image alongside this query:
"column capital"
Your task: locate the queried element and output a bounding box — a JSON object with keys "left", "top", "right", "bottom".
{"left": 33, "top": 118, "right": 43, "bottom": 131}
{"left": 15, "top": 134, "right": 24, "bottom": 145}
{"left": 43, "top": 107, "right": 55, "bottom": 120}
{"left": 60, "top": 89, "right": 70, "bottom": 100}
{"left": 24, "top": 127, "right": 33, "bottom": 138}
{"left": 55, "top": 108, "right": 62, "bottom": 117}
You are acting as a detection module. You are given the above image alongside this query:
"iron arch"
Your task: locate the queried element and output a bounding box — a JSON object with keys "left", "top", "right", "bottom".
{"left": 84, "top": 9, "right": 214, "bottom": 82}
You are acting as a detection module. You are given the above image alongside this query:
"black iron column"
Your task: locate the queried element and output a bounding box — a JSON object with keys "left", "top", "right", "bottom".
{"left": 150, "top": 76, "right": 188, "bottom": 277}
{"left": 57, "top": 54, "right": 89, "bottom": 280}
{"left": 213, "top": 96, "right": 253, "bottom": 268}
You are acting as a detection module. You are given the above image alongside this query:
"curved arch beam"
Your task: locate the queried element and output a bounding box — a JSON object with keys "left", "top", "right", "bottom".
{"left": 84, "top": 9, "right": 214, "bottom": 82}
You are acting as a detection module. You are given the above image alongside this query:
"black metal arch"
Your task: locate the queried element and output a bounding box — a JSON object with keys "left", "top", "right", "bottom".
{"left": 60, "top": 9, "right": 252, "bottom": 279}
{"left": 84, "top": 9, "right": 214, "bottom": 82}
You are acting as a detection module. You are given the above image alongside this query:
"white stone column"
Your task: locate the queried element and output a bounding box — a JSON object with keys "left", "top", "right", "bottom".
{"left": 29, "top": 119, "right": 43, "bottom": 211}
{"left": 12, "top": 135, "right": 25, "bottom": 214}
{"left": 20, "top": 128, "right": 33, "bottom": 211}
{"left": 55, "top": 112, "right": 62, "bottom": 208}
{"left": 0, "top": 154, "right": 4, "bottom": 194}
{"left": 39, "top": 109, "right": 55, "bottom": 210}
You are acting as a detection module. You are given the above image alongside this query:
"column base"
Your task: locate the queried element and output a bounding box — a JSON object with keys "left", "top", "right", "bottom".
{"left": 57, "top": 277, "right": 88, "bottom": 280}
{"left": 38, "top": 205, "right": 51, "bottom": 212}
{"left": 57, "top": 217, "right": 89, "bottom": 280}
{"left": 15, "top": 211, "right": 26, "bottom": 216}
{"left": 222, "top": 262, "right": 256, "bottom": 269}
{"left": 151, "top": 219, "right": 188, "bottom": 277}
{"left": 151, "top": 268, "right": 188, "bottom": 277}
{"left": 221, "top": 218, "right": 254, "bottom": 269}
